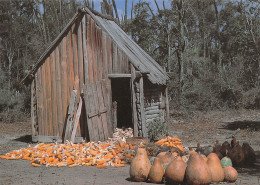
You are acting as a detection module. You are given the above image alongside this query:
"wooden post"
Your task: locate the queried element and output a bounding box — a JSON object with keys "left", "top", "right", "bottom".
{"left": 165, "top": 86, "right": 170, "bottom": 120}
{"left": 31, "top": 79, "right": 36, "bottom": 136}
{"left": 130, "top": 64, "right": 138, "bottom": 136}
{"left": 139, "top": 76, "right": 147, "bottom": 137}
{"left": 64, "top": 90, "right": 77, "bottom": 142}
{"left": 71, "top": 96, "right": 83, "bottom": 143}
{"left": 112, "top": 101, "right": 117, "bottom": 131}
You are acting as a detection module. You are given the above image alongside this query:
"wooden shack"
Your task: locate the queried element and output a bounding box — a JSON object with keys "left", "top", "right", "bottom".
{"left": 22, "top": 7, "right": 169, "bottom": 142}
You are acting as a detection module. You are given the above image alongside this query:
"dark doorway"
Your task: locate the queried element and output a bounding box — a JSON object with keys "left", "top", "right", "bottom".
{"left": 111, "top": 78, "right": 132, "bottom": 128}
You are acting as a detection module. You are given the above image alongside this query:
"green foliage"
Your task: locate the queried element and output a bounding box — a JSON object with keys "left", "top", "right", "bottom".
{"left": 147, "top": 118, "right": 169, "bottom": 142}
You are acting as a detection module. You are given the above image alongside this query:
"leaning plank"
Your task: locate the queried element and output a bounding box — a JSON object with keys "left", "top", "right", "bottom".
{"left": 64, "top": 90, "right": 77, "bottom": 142}
{"left": 71, "top": 96, "right": 83, "bottom": 143}
{"left": 41, "top": 63, "right": 47, "bottom": 136}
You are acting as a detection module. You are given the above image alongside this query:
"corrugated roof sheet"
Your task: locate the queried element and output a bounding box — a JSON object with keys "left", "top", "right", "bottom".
{"left": 22, "top": 8, "right": 169, "bottom": 85}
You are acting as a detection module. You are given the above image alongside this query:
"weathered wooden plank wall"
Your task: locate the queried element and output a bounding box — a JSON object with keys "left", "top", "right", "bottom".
{"left": 33, "top": 13, "right": 131, "bottom": 140}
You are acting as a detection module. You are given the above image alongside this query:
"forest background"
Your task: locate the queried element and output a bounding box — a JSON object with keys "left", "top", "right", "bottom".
{"left": 0, "top": 0, "right": 259, "bottom": 122}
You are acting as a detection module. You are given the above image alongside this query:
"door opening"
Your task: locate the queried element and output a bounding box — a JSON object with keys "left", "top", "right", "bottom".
{"left": 111, "top": 78, "right": 132, "bottom": 129}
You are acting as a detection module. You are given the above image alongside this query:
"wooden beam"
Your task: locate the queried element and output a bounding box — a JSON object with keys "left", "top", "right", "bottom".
{"left": 139, "top": 76, "right": 147, "bottom": 137}
{"left": 71, "top": 96, "right": 83, "bottom": 143}
{"left": 64, "top": 90, "right": 78, "bottom": 142}
{"left": 31, "top": 79, "right": 36, "bottom": 136}
{"left": 108, "top": 73, "right": 131, "bottom": 78}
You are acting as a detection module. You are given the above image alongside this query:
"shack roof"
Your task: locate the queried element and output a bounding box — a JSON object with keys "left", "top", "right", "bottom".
{"left": 22, "top": 7, "right": 169, "bottom": 85}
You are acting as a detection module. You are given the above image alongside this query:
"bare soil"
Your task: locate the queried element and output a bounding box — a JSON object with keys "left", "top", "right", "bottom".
{"left": 0, "top": 110, "right": 260, "bottom": 185}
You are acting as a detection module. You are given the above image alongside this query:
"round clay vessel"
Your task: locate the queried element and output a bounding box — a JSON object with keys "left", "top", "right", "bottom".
{"left": 186, "top": 153, "right": 212, "bottom": 185}
{"left": 165, "top": 156, "right": 187, "bottom": 184}
{"left": 223, "top": 166, "right": 238, "bottom": 182}
{"left": 148, "top": 157, "right": 164, "bottom": 183}
{"left": 129, "top": 148, "right": 151, "bottom": 182}
{"left": 207, "top": 153, "right": 224, "bottom": 182}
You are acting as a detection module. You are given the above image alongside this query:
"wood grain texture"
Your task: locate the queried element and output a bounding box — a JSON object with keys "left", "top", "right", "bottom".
{"left": 55, "top": 46, "right": 63, "bottom": 137}
{"left": 130, "top": 64, "right": 138, "bottom": 136}
{"left": 31, "top": 79, "right": 36, "bottom": 136}
{"left": 50, "top": 52, "right": 58, "bottom": 136}
{"left": 36, "top": 70, "right": 43, "bottom": 135}
{"left": 139, "top": 76, "right": 147, "bottom": 137}
{"left": 86, "top": 15, "right": 94, "bottom": 84}
{"left": 41, "top": 63, "right": 47, "bottom": 136}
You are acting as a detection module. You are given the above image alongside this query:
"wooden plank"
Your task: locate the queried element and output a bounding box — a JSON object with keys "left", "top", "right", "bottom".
{"left": 145, "top": 114, "right": 161, "bottom": 120}
{"left": 50, "top": 52, "right": 58, "bottom": 136}
{"left": 87, "top": 84, "right": 98, "bottom": 141}
{"left": 66, "top": 34, "right": 71, "bottom": 103}
{"left": 112, "top": 101, "right": 117, "bottom": 131}
{"left": 102, "top": 32, "right": 108, "bottom": 79}
{"left": 165, "top": 87, "right": 170, "bottom": 120}
{"left": 83, "top": 85, "right": 94, "bottom": 141}
{"left": 31, "top": 79, "right": 36, "bottom": 136}
{"left": 61, "top": 36, "right": 68, "bottom": 130}
{"left": 64, "top": 90, "right": 77, "bottom": 142}
{"left": 82, "top": 15, "right": 88, "bottom": 85}
{"left": 41, "top": 63, "right": 47, "bottom": 136}
{"left": 117, "top": 48, "right": 122, "bottom": 73}
{"left": 71, "top": 96, "right": 83, "bottom": 143}
{"left": 112, "top": 42, "right": 118, "bottom": 73}
{"left": 36, "top": 70, "right": 43, "bottom": 135}
{"left": 55, "top": 46, "right": 63, "bottom": 136}
{"left": 86, "top": 15, "right": 94, "bottom": 84}
{"left": 106, "top": 35, "right": 113, "bottom": 74}
{"left": 68, "top": 30, "right": 75, "bottom": 95}
{"left": 77, "top": 22, "right": 84, "bottom": 89}
{"left": 32, "top": 136, "right": 83, "bottom": 143}
{"left": 108, "top": 74, "right": 131, "bottom": 78}
{"left": 97, "top": 81, "right": 109, "bottom": 140}
{"left": 144, "top": 109, "right": 161, "bottom": 115}
{"left": 130, "top": 64, "right": 138, "bottom": 137}
{"left": 91, "top": 18, "right": 98, "bottom": 82}
{"left": 139, "top": 76, "right": 147, "bottom": 137}
{"left": 93, "top": 82, "right": 104, "bottom": 141}
{"left": 106, "top": 78, "right": 113, "bottom": 136}
{"left": 45, "top": 57, "right": 53, "bottom": 136}
{"left": 101, "top": 80, "right": 110, "bottom": 138}
{"left": 97, "top": 28, "right": 103, "bottom": 80}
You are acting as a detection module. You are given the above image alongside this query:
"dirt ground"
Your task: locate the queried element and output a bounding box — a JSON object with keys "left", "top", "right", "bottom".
{"left": 0, "top": 110, "right": 260, "bottom": 185}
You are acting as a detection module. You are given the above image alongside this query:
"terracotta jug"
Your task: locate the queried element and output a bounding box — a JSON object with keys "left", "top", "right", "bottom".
{"left": 148, "top": 157, "right": 164, "bottom": 183}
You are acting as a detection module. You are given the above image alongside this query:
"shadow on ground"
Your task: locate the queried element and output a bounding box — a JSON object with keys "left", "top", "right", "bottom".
{"left": 13, "top": 135, "right": 32, "bottom": 143}
{"left": 237, "top": 151, "right": 260, "bottom": 177}
{"left": 222, "top": 121, "right": 260, "bottom": 131}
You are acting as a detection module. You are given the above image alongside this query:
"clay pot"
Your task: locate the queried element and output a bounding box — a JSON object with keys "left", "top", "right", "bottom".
{"left": 157, "top": 151, "right": 177, "bottom": 169}
{"left": 242, "top": 142, "right": 256, "bottom": 163}
{"left": 220, "top": 156, "right": 232, "bottom": 168}
{"left": 129, "top": 148, "right": 151, "bottom": 182}
{"left": 228, "top": 138, "right": 244, "bottom": 166}
{"left": 223, "top": 166, "right": 238, "bottom": 182}
{"left": 201, "top": 154, "right": 208, "bottom": 163}
{"left": 148, "top": 157, "right": 164, "bottom": 183}
{"left": 207, "top": 153, "right": 224, "bottom": 182}
{"left": 186, "top": 153, "right": 212, "bottom": 185}
{"left": 165, "top": 156, "right": 187, "bottom": 184}
{"left": 220, "top": 141, "right": 231, "bottom": 157}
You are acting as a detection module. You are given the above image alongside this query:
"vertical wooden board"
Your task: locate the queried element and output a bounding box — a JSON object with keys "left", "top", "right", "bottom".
{"left": 100, "top": 80, "right": 109, "bottom": 139}
{"left": 41, "top": 63, "right": 47, "bottom": 136}
{"left": 55, "top": 46, "right": 63, "bottom": 136}
{"left": 83, "top": 87, "right": 93, "bottom": 141}
{"left": 87, "top": 84, "right": 98, "bottom": 141}
{"left": 96, "top": 82, "right": 106, "bottom": 139}
{"left": 102, "top": 32, "right": 108, "bottom": 79}
{"left": 106, "top": 78, "right": 113, "bottom": 136}
{"left": 97, "top": 28, "right": 103, "bottom": 80}
{"left": 35, "top": 71, "right": 43, "bottom": 135}
{"left": 31, "top": 79, "right": 36, "bottom": 136}
{"left": 50, "top": 52, "right": 58, "bottom": 136}
{"left": 117, "top": 48, "right": 122, "bottom": 73}
{"left": 165, "top": 87, "right": 170, "bottom": 120}
{"left": 106, "top": 36, "right": 113, "bottom": 74}
{"left": 82, "top": 15, "right": 89, "bottom": 85}
{"left": 66, "top": 33, "right": 72, "bottom": 103}
{"left": 112, "top": 42, "right": 118, "bottom": 73}
{"left": 45, "top": 56, "right": 53, "bottom": 136}
{"left": 86, "top": 15, "right": 94, "bottom": 84}
{"left": 68, "top": 30, "right": 75, "bottom": 96}
{"left": 77, "top": 21, "right": 84, "bottom": 91}
{"left": 61, "top": 36, "right": 68, "bottom": 128}
{"left": 131, "top": 64, "right": 138, "bottom": 136}
{"left": 77, "top": 21, "right": 85, "bottom": 137}
{"left": 92, "top": 83, "right": 104, "bottom": 141}
{"left": 91, "top": 18, "right": 98, "bottom": 82}
{"left": 139, "top": 76, "right": 147, "bottom": 137}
